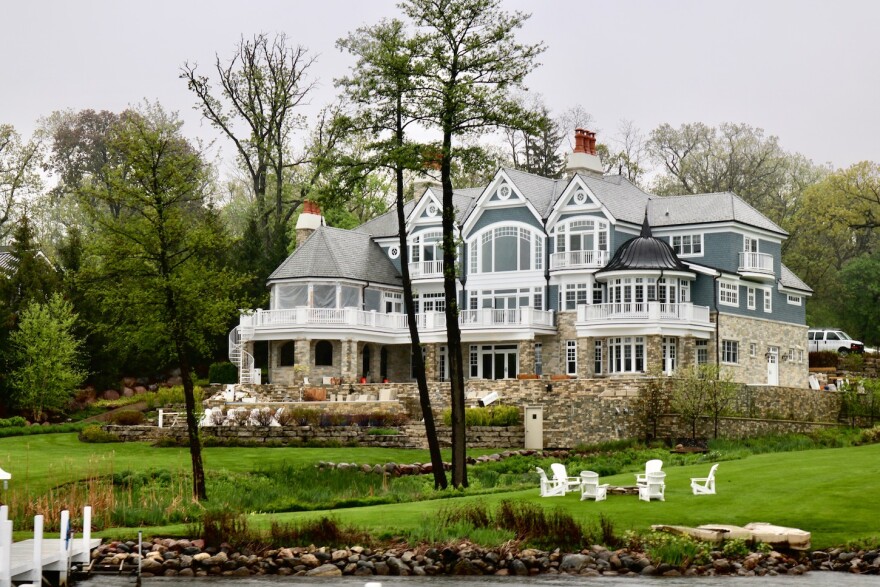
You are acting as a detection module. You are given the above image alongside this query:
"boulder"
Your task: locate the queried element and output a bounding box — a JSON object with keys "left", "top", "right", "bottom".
{"left": 306, "top": 563, "right": 342, "bottom": 577}
{"left": 103, "top": 390, "right": 120, "bottom": 401}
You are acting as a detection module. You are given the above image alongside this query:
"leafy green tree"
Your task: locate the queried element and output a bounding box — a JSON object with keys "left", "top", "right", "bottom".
{"left": 79, "top": 103, "right": 242, "bottom": 500}
{"left": 337, "top": 17, "right": 448, "bottom": 489}
{"left": 0, "top": 124, "right": 42, "bottom": 241}
{"left": 400, "top": 0, "right": 545, "bottom": 487}
{"left": 839, "top": 252, "right": 880, "bottom": 348}
{"left": 9, "top": 293, "right": 86, "bottom": 421}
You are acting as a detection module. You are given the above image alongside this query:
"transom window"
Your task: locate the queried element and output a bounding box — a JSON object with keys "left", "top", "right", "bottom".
{"left": 555, "top": 219, "right": 608, "bottom": 253}
{"left": 672, "top": 234, "right": 703, "bottom": 256}
{"left": 470, "top": 225, "right": 542, "bottom": 273}
{"left": 787, "top": 294, "right": 802, "bottom": 306}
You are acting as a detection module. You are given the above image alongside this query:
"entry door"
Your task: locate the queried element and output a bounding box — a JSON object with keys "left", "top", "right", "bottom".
{"left": 524, "top": 405, "right": 544, "bottom": 450}
{"left": 767, "top": 347, "right": 779, "bottom": 386}
{"left": 662, "top": 337, "right": 677, "bottom": 375}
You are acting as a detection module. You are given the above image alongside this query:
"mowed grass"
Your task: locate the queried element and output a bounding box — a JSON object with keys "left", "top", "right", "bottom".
{"left": 0, "top": 433, "right": 484, "bottom": 495}
{"left": 120, "top": 442, "right": 880, "bottom": 549}
{"left": 1, "top": 433, "right": 879, "bottom": 548}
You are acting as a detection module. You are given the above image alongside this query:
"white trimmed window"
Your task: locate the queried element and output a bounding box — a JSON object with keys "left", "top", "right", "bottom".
{"left": 719, "top": 282, "right": 739, "bottom": 306}
{"left": 594, "top": 340, "right": 603, "bottom": 375}
{"left": 747, "top": 287, "right": 756, "bottom": 310}
{"left": 749, "top": 342, "right": 757, "bottom": 358}
{"left": 696, "top": 340, "right": 708, "bottom": 365}
{"left": 672, "top": 234, "right": 703, "bottom": 256}
{"left": 566, "top": 340, "right": 578, "bottom": 376}
{"left": 787, "top": 294, "right": 802, "bottom": 306}
{"left": 788, "top": 348, "right": 796, "bottom": 362}
{"left": 472, "top": 225, "right": 543, "bottom": 273}
{"left": 562, "top": 283, "right": 589, "bottom": 310}
{"left": 763, "top": 289, "right": 772, "bottom": 313}
{"left": 722, "top": 340, "right": 739, "bottom": 364}
{"left": 798, "top": 349, "right": 804, "bottom": 363}
{"left": 679, "top": 281, "right": 691, "bottom": 303}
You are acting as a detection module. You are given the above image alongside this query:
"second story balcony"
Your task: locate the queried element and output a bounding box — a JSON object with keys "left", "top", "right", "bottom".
{"left": 738, "top": 252, "right": 775, "bottom": 281}
{"left": 550, "top": 250, "right": 608, "bottom": 271}
{"left": 575, "top": 301, "right": 712, "bottom": 337}
{"left": 240, "top": 306, "right": 557, "bottom": 343}
{"left": 408, "top": 260, "right": 444, "bottom": 279}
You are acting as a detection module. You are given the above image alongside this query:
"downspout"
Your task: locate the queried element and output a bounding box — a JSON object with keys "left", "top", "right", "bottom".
{"left": 543, "top": 217, "right": 550, "bottom": 311}
{"left": 713, "top": 275, "right": 720, "bottom": 370}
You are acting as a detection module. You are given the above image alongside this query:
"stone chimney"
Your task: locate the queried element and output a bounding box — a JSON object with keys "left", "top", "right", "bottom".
{"left": 295, "top": 200, "right": 324, "bottom": 246}
{"left": 565, "top": 128, "right": 604, "bottom": 178}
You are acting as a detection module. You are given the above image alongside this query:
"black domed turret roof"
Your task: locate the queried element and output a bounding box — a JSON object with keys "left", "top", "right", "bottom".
{"left": 599, "top": 213, "right": 690, "bottom": 273}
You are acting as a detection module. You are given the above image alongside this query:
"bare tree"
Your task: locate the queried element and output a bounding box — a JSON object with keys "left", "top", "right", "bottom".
{"left": 0, "top": 125, "right": 42, "bottom": 241}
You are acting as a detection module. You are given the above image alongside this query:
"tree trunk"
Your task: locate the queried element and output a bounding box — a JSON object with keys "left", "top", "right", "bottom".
{"left": 440, "top": 130, "right": 467, "bottom": 488}
{"left": 393, "top": 120, "right": 447, "bottom": 488}
{"left": 175, "top": 345, "right": 207, "bottom": 500}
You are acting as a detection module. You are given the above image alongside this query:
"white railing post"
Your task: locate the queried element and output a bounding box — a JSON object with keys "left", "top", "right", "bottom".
{"left": 0, "top": 517, "right": 11, "bottom": 587}
{"left": 158, "top": 409, "right": 164, "bottom": 429}
{"left": 648, "top": 301, "right": 660, "bottom": 321}
{"left": 520, "top": 307, "right": 531, "bottom": 326}
{"left": 32, "top": 514, "right": 43, "bottom": 586}
{"left": 59, "top": 509, "right": 70, "bottom": 587}
{"left": 78, "top": 506, "right": 91, "bottom": 564}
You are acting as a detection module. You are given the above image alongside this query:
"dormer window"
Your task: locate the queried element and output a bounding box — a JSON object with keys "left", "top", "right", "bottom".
{"left": 469, "top": 225, "right": 543, "bottom": 273}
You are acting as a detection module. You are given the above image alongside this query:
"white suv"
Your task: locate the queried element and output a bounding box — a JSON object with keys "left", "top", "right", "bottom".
{"left": 807, "top": 329, "right": 864, "bottom": 355}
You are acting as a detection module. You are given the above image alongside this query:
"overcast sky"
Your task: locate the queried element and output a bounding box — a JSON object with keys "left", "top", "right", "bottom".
{"left": 2, "top": 0, "right": 878, "bottom": 171}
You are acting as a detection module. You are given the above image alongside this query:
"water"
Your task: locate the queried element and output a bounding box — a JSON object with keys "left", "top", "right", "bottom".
{"left": 80, "top": 573, "right": 875, "bottom": 586}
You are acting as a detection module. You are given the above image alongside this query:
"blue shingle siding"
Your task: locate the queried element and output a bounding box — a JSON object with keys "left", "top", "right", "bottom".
{"left": 612, "top": 228, "right": 639, "bottom": 254}
{"left": 548, "top": 285, "right": 559, "bottom": 311}
{"left": 700, "top": 233, "right": 742, "bottom": 274}
{"left": 691, "top": 275, "right": 716, "bottom": 308}
{"left": 770, "top": 288, "right": 807, "bottom": 324}
{"left": 411, "top": 224, "right": 442, "bottom": 235}
{"left": 468, "top": 207, "right": 543, "bottom": 235}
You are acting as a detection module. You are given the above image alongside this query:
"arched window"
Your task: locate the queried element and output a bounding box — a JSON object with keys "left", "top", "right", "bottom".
{"left": 469, "top": 225, "right": 542, "bottom": 274}
{"left": 409, "top": 231, "right": 442, "bottom": 264}
{"left": 555, "top": 218, "right": 608, "bottom": 253}
{"left": 279, "top": 341, "right": 296, "bottom": 367}
{"left": 315, "top": 340, "right": 333, "bottom": 366}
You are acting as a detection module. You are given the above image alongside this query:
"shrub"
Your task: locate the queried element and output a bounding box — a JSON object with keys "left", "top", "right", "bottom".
{"left": 144, "top": 385, "right": 203, "bottom": 410}
{"left": 809, "top": 351, "right": 839, "bottom": 368}
{"left": 644, "top": 532, "right": 710, "bottom": 568}
{"left": 0, "top": 416, "right": 28, "bottom": 428}
{"left": 79, "top": 425, "right": 121, "bottom": 443}
{"left": 275, "top": 408, "right": 294, "bottom": 426}
{"left": 108, "top": 410, "right": 145, "bottom": 425}
{"left": 208, "top": 362, "right": 238, "bottom": 384}
{"left": 253, "top": 408, "right": 274, "bottom": 427}
{"left": 842, "top": 353, "right": 866, "bottom": 373}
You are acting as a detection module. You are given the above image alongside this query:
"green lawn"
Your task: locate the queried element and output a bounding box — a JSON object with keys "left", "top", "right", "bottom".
{"left": 1, "top": 434, "right": 878, "bottom": 548}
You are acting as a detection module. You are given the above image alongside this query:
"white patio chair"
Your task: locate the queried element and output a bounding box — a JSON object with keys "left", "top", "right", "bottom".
{"left": 536, "top": 467, "right": 566, "bottom": 497}
{"left": 636, "top": 459, "right": 663, "bottom": 486}
{"left": 638, "top": 471, "right": 666, "bottom": 502}
{"left": 550, "top": 463, "right": 582, "bottom": 493}
{"left": 579, "top": 471, "right": 609, "bottom": 502}
{"left": 690, "top": 463, "right": 719, "bottom": 495}
{"left": 199, "top": 408, "right": 214, "bottom": 427}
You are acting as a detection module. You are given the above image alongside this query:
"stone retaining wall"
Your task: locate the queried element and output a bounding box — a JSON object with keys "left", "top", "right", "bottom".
{"left": 103, "top": 424, "right": 523, "bottom": 449}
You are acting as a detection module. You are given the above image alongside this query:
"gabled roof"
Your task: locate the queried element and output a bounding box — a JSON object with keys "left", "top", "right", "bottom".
{"left": 500, "top": 167, "right": 564, "bottom": 217}
{"left": 780, "top": 264, "right": 813, "bottom": 293}
{"left": 269, "top": 226, "right": 401, "bottom": 287}
{"left": 354, "top": 188, "right": 479, "bottom": 238}
{"left": 568, "top": 174, "right": 651, "bottom": 224}
{"left": 647, "top": 192, "right": 787, "bottom": 236}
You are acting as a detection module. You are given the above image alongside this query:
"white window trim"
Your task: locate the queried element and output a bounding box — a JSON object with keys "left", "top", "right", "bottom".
{"left": 747, "top": 287, "right": 756, "bottom": 310}
{"left": 565, "top": 340, "right": 578, "bottom": 376}
{"left": 787, "top": 294, "right": 802, "bottom": 306}
{"left": 763, "top": 288, "right": 772, "bottom": 313}
{"left": 719, "top": 281, "right": 739, "bottom": 307}
{"left": 467, "top": 222, "right": 544, "bottom": 275}
{"left": 721, "top": 340, "right": 739, "bottom": 365}
{"left": 671, "top": 233, "right": 704, "bottom": 257}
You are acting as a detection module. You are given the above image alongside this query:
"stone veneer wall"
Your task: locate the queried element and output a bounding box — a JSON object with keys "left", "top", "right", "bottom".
{"left": 104, "top": 423, "right": 522, "bottom": 449}
{"left": 717, "top": 313, "right": 808, "bottom": 388}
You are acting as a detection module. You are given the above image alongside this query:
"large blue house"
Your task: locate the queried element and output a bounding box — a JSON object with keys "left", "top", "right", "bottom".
{"left": 231, "top": 130, "right": 811, "bottom": 389}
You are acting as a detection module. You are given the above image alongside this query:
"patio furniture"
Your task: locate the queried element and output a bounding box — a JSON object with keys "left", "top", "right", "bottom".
{"left": 550, "top": 463, "right": 582, "bottom": 493}
{"left": 690, "top": 463, "right": 719, "bottom": 495}
{"left": 536, "top": 467, "right": 566, "bottom": 497}
{"left": 579, "top": 471, "right": 609, "bottom": 502}
{"left": 636, "top": 459, "right": 663, "bottom": 486}
{"left": 638, "top": 471, "right": 666, "bottom": 502}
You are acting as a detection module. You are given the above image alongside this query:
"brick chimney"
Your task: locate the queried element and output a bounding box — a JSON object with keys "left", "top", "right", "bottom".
{"left": 566, "top": 128, "right": 603, "bottom": 178}
{"left": 295, "top": 200, "right": 324, "bottom": 246}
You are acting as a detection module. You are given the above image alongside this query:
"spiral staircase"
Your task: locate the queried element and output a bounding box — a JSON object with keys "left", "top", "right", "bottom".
{"left": 228, "top": 324, "right": 257, "bottom": 384}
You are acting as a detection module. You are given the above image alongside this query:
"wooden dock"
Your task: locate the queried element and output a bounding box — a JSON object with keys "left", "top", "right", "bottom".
{"left": 1, "top": 506, "right": 101, "bottom": 587}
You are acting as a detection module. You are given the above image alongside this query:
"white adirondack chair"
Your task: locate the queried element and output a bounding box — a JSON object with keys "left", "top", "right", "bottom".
{"left": 579, "top": 471, "right": 609, "bottom": 502}
{"left": 636, "top": 459, "right": 663, "bottom": 486}
{"left": 638, "top": 471, "right": 666, "bottom": 502}
{"left": 690, "top": 463, "right": 719, "bottom": 495}
{"left": 536, "top": 467, "right": 566, "bottom": 497}
{"left": 550, "top": 463, "right": 581, "bottom": 493}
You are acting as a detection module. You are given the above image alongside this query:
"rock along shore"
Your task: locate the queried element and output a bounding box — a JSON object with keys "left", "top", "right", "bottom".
{"left": 91, "top": 539, "right": 879, "bottom": 578}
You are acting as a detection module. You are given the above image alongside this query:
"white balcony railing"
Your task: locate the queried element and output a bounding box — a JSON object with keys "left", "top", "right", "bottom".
{"left": 738, "top": 252, "right": 774, "bottom": 274}
{"left": 576, "top": 302, "right": 710, "bottom": 324}
{"left": 246, "top": 306, "right": 555, "bottom": 333}
{"left": 408, "top": 260, "right": 444, "bottom": 278}
{"left": 550, "top": 250, "right": 608, "bottom": 270}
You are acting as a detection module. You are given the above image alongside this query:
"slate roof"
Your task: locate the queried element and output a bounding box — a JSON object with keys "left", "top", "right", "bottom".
{"left": 575, "top": 174, "right": 652, "bottom": 224}
{"left": 269, "top": 226, "right": 401, "bottom": 286}
{"left": 501, "top": 167, "right": 563, "bottom": 217}
{"left": 647, "top": 192, "right": 787, "bottom": 235}
{"left": 780, "top": 264, "right": 813, "bottom": 293}
{"left": 599, "top": 215, "right": 691, "bottom": 273}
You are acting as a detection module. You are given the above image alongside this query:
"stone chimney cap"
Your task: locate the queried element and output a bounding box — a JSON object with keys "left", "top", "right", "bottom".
{"left": 302, "top": 200, "right": 321, "bottom": 215}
